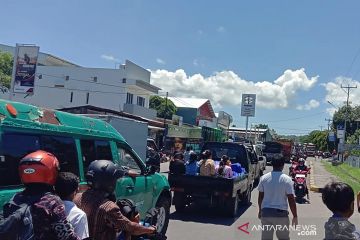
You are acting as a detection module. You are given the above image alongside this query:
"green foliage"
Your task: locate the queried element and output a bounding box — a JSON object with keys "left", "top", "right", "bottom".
{"left": 333, "top": 105, "right": 360, "bottom": 136}
{"left": 306, "top": 130, "right": 328, "bottom": 151}
{"left": 347, "top": 129, "right": 360, "bottom": 144}
{"left": 149, "top": 95, "right": 177, "bottom": 119}
{"left": 0, "top": 51, "right": 13, "bottom": 89}
{"left": 351, "top": 149, "right": 360, "bottom": 157}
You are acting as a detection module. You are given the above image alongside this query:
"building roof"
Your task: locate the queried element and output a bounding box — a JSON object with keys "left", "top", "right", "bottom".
{"left": 167, "top": 97, "right": 210, "bottom": 108}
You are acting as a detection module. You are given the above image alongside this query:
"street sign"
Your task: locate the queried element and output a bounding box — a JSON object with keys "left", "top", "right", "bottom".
{"left": 241, "top": 94, "right": 256, "bottom": 117}
{"left": 328, "top": 131, "right": 336, "bottom": 142}
{"left": 337, "top": 130, "right": 345, "bottom": 139}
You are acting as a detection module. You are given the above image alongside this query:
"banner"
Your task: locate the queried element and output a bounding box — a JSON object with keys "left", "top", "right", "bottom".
{"left": 12, "top": 45, "right": 40, "bottom": 94}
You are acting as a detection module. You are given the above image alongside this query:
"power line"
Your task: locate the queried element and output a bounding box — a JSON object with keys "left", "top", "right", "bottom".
{"left": 346, "top": 46, "right": 360, "bottom": 77}
{"left": 266, "top": 111, "right": 327, "bottom": 123}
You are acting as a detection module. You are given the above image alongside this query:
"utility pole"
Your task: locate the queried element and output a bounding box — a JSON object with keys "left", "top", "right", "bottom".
{"left": 340, "top": 84, "right": 357, "bottom": 142}
{"left": 325, "top": 118, "right": 332, "bottom": 131}
{"left": 163, "top": 92, "right": 168, "bottom": 127}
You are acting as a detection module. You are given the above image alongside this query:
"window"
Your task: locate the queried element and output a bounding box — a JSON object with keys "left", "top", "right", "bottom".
{"left": 80, "top": 140, "right": 113, "bottom": 170}
{"left": 86, "top": 92, "right": 90, "bottom": 104}
{"left": 116, "top": 143, "right": 141, "bottom": 174}
{"left": 137, "top": 96, "right": 145, "bottom": 107}
{"left": 0, "top": 133, "right": 40, "bottom": 187}
{"left": 126, "top": 93, "right": 133, "bottom": 104}
{"left": 41, "top": 136, "right": 79, "bottom": 174}
{"left": 0, "top": 133, "right": 79, "bottom": 187}
{"left": 70, "top": 92, "right": 73, "bottom": 103}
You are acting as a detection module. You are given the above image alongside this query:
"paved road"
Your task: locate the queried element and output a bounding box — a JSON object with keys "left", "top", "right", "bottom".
{"left": 160, "top": 159, "right": 359, "bottom": 240}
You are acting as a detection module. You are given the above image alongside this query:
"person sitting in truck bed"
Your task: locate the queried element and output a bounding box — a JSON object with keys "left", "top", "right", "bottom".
{"left": 185, "top": 152, "right": 198, "bottom": 175}
{"left": 199, "top": 150, "right": 216, "bottom": 177}
{"left": 217, "top": 155, "right": 233, "bottom": 178}
{"left": 169, "top": 152, "right": 186, "bottom": 175}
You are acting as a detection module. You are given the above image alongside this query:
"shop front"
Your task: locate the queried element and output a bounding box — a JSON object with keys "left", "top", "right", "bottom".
{"left": 165, "top": 124, "right": 202, "bottom": 153}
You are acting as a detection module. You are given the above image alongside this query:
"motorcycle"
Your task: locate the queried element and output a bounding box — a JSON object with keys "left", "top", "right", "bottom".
{"left": 293, "top": 169, "right": 310, "bottom": 201}
{"left": 117, "top": 199, "right": 167, "bottom": 240}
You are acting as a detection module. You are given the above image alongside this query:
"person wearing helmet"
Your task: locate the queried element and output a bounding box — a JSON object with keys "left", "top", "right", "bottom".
{"left": 294, "top": 158, "right": 309, "bottom": 172}
{"left": 3, "top": 150, "right": 80, "bottom": 240}
{"left": 73, "top": 160, "right": 156, "bottom": 240}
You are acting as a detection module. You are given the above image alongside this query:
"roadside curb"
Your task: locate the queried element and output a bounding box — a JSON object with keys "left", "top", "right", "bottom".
{"left": 309, "top": 160, "right": 322, "bottom": 193}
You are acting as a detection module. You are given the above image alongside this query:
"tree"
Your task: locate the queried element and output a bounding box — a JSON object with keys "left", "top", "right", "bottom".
{"left": 307, "top": 130, "right": 328, "bottom": 151}
{"left": 333, "top": 105, "right": 360, "bottom": 136}
{"left": 149, "top": 95, "right": 177, "bottom": 119}
{"left": 0, "top": 51, "right": 13, "bottom": 89}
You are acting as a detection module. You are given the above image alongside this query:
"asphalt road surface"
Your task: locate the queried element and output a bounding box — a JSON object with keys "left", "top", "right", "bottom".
{"left": 160, "top": 158, "right": 359, "bottom": 240}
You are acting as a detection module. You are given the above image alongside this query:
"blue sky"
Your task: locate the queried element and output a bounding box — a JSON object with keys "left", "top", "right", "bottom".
{"left": 2, "top": 0, "right": 360, "bottom": 135}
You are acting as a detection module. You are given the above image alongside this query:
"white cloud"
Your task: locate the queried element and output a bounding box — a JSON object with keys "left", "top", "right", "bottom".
{"left": 323, "top": 76, "right": 360, "bottom": 115}
{"left": 156, "top": 58, "right": 166, "bottom": 65}
{"left": 101, "top": 54, "right": 119, "bottom": 62}
{"left": 150, "top": 68, "right": 318, "bottom": 109}
{"left": 193, "top": 59, "right": 199, "bottom": 66}
{"left": 217, "top": 26, "right": 226, "bottom": 33}
{"left": 296, "top": 99, "right": 320, "bottom": 111}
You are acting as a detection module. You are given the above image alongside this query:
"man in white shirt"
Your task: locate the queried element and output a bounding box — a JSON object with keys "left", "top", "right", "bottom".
{"left": 56, "top": 172, "right": 89, "bottom": 239}
{"left": 258, "top": 157, "right": 298, "bottom": 240}
{"left": 184, "top": 146, "right": 195, "bottom": 163}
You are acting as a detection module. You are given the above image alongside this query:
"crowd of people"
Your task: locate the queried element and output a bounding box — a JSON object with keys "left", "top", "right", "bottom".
{"left": 0, "top": 150, "right": 156, "bottom": 240}
{"left": 169, "top": 146, "right": 235, "bottom": 178}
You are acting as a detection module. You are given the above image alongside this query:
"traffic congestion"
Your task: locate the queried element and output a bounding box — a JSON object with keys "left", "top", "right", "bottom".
{"left": 2, "top": 1, "right": 360, "bottom": 240}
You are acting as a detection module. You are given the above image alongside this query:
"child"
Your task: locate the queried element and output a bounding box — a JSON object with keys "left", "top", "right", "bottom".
{"left": 322, "top": 182, "right": 360, "bottom": 240}
{"left": 55, "top": 172, "right": 89, "bottom": 239}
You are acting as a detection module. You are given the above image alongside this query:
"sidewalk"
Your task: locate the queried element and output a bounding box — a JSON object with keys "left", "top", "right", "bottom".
{"left": 309, "top": 159, "right": 339, "bottom": 192}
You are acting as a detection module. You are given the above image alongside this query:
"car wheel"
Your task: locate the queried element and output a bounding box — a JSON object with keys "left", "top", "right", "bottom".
{"left": 155, "top": 196, "right": 170, "bottom": 235}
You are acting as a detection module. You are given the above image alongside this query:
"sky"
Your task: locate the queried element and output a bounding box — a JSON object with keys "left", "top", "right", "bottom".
{"left": 2, "top": 0, "right": 360, "bottom": 135}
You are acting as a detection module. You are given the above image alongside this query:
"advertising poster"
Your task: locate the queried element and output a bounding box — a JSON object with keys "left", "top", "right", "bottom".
{"left": 12, "top": 45, "right": 40, "bottom": 94}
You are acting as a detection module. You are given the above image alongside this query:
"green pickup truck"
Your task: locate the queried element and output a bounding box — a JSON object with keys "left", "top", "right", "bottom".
{"left": 0, "top": 99, "right": 171, "bottom": 234}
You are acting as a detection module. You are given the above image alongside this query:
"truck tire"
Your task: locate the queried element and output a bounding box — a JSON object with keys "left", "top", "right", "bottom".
{"left": 241, "top": 187, "right": 252, "bottom": 206}
{"left": 155, "top": 196, "right": 171, "bottom": 235}
{"left": 225, "top": 194, "right": 239, "bottom": 217}
{"left": 173, "top": 192, "right": 186, "bottom": 213}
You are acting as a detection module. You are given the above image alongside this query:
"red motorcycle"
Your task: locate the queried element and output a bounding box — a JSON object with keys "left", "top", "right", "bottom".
{"left": 293, "top": 168, "right": 310, "bottom": 200}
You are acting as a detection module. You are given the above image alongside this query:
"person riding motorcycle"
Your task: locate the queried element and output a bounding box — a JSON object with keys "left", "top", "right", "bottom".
{"left": 74, "top": 160, "right": 156, "bottom": 240}
{"left": 294, "top": 158, "right": 309, "bottom": 172}
{"left": 1, "top": 150, "right": 80, "bottom": 240}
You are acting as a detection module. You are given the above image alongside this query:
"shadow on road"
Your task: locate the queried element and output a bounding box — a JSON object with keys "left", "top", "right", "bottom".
{"left": 169, "top": 202, "right": 252, "bottom": 226}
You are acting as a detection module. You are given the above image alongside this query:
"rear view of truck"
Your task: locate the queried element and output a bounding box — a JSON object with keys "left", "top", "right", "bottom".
{"left": 263, "top": 141, "right": 283, "bottom": 165}
{"left": 275, "top": 139, "right": 294, "bottom": 163}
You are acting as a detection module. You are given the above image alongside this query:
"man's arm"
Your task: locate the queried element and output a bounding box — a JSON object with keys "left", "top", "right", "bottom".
{"left": 258, "top": 191, "right": 264, "bottom": 219}
{"left": 287, "top": 194, "right": 298, "bottom": 225}
{"left": 107, "top": 204, "right": 156, "bottom": 236}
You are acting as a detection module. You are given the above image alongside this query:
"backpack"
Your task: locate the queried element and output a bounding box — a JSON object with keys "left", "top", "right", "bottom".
{"left": 0, "top": 193, "right": 44, "bottom": 240}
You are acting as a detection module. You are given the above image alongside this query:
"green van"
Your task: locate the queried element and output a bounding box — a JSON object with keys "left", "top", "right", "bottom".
{"left": 0, "top": 99, "right": 171, "bottom": 234}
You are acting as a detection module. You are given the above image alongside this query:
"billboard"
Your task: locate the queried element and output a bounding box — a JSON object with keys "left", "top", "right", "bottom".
{"left": 241, "top": 94, "right": 256, "bottom": 117}
{"left": 217, "top": 111, "right": 233, "bottom": 128}
{"left": 12, "top": 45, "right": 40, "bottom": 94}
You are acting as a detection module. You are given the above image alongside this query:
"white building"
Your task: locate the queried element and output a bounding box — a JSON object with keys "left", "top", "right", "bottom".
{"left": 0, "top": 44, "right": 159, "bottom": 119}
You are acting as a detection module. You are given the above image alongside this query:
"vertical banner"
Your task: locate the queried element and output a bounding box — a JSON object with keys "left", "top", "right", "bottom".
{"left": 12, "top": 44, "right": 39, "bottom": 94}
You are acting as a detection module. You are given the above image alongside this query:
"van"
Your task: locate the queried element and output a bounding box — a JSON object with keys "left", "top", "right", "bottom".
{"left": 0, "top": 99, "right": 171, "bottom": 234}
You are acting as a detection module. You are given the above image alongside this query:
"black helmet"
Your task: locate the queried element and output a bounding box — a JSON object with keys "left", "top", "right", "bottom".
{"left": 86, "top": 160, "right": 125, "bottom": 193}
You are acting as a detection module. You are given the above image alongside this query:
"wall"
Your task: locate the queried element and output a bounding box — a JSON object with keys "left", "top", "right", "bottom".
{"left": 176, "top": 108, "right": 198, "bottom": 125}
{"left": 8, "top": 65, "right": 154, "bottom": 114}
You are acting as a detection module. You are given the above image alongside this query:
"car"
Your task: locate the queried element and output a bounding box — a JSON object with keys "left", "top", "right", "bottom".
{"left": 0, "top": 100, "right": 171, "bottom": 235}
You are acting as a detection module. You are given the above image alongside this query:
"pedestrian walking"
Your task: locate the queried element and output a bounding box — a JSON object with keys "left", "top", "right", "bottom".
{"left": 258, "top": 157, "right": 298, "bottom": 240}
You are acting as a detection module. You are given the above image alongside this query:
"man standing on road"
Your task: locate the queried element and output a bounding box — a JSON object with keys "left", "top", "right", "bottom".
{"left": 258, "top": 157, "right": 298, "bottom": 240}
